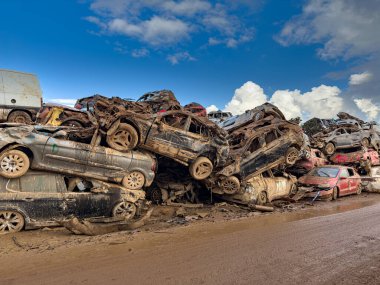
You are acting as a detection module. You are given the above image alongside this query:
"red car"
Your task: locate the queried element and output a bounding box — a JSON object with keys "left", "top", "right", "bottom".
{"left": 298, "top": 165, "right": 362, "bottom": 200}
{"left": 289, "top": 148, "right": 328, "bottom": 176}
{"left": 184, "top": 102, "right": 207, "bottom": 117}
{"left": 329, "top": 148, "right": 379, "bottom": 166}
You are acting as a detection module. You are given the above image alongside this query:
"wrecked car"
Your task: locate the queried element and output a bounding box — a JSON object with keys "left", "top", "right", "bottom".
{"left": 0, "top": 171, "right": 145, "bottom": 234}
{"left": 0, "top": 124, "right": 156, "bottom": 189}
{"left": 137, "top": 90, "right": 182, "bottom": 113}
{"left": 302, "top": 117, "right": 337, "bottom": 137}
{"left": 298, "top": 165, "right": 362, "bottom": 200}
{"left": 208, "top": 110, "right": 232, "bottom": 123}
{"left": 214, "top": 120, "right": 304, "bottom": 194}
{"left": 216, "top": 170, "right": 297, "bottom": 205}
{"left": 93, "top": 104, "right": 229, "bottom": 180}
{"left": 219, "top": 103, "right": 285, "bottom": 133}
{"left": 311, "top": 126, "right": 374, "bottom": 155}
{"left": 329, "top": 148, "right": 379, "bottom": 166}
{"left": 184, "top": 102, "right": 207, "bottom": 117}
{"left": 362, "top": 166, "right": 380, "bottom": 193}
{"left": 288, "top": 148, "right": 328, "bottom": 176}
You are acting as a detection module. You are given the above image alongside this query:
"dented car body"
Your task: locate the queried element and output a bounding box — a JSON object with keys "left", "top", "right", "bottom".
{"left": 0, "top": 171, "right": 145, "bottom": 233}
{"left": 184, "top": 102, "right": 207, "bottom": 117}
{"left": 137, "top": 90, "right": 181, "bottom": 113}
{"left": 0, "top": 124, "right": 156, "bottom": 189}
{"left": 329, "top": 148, "right": 379, "bottom": 166}
{"left": 288, "top": 148, "right": 328, "bottom": 176}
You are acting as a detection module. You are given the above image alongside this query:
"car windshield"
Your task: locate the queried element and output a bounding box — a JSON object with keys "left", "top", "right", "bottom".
{"left": 309, "top": 167, "right": 339, "bottom": 178}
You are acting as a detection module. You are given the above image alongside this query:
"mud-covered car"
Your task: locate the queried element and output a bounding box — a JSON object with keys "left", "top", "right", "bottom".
{"left": 184, "top": 102, "right": 207, "bottom": 117}
{"left": 208, "top": 110, "right": 232, "bottom": 123}
{"left": 220, "top": 103, "right": 285, "bottom": 133}
{"left": 302, "top": 117, "right": 337, "bottom": 137}
{"left": 288, "top": 148, "right": 328, "bottom": 176}
{"left": 329, "top": 148, "right": 379, "bottom": 166}
{"left": 37, "top": 103, "right": 94, "bottom": 128}
{"left": 93, "top": 104, "right": 229, "bottom": 180}
{"left": 298, "top": 165, "right": 362, "bottom": 200}
{"left": 137, "top": 90, "right": 181, "bottom": 113}
{"left": 311, "top": 126, "right": 374, "bottom": 155}
{"left": 362, "top": 166, "right": 380, "bottom": 193}
{"left": 0, "top": 171, "right": 145, "bottom": 234}
{"left": 216, "top": 170, "right": 297, "bottom": 204}
{"left": 0, "top": 124, "right": 156, "bottom": 189}
{"left": 214, "top": 120, "right": 304, "bottom": 194}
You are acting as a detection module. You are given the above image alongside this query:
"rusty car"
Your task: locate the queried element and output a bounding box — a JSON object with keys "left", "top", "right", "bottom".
{"left": 0, "top": 124, "right": 156, "bottom": 189}
{"left": 216, "top": 170, "right": 297, "bottom": 205}
{"left": 288, "top": 148, "right": 328, "bottom": 176}
{"left": 329, "top": 148, "right": 379, "bottom": 166}
{"left": 0, "top": 171, "right": 145, "bottom": 234}
{"left": 136, "top": 90, "right": 181, "bottom": 113}
{"left": 362, "top": 166, "right": 380, "bottom": 193}
{"left": 92, "top": 101, "right": 229, "bottom": 180}
{"left": 184, "top": 102, "right": 207, "bottom": 117}
{"left": 214, "top": 120, "right": 304, "bottom": 194}
{"left": 298, "top": 165, "right": 362, "bottom": 200}
{"left": 208, "top": 110, "right": 232, "bottom": 123}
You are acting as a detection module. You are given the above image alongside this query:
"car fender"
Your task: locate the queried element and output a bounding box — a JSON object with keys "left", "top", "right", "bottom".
{"left": 0, "top": 205, "right": 31, "bottom": 225}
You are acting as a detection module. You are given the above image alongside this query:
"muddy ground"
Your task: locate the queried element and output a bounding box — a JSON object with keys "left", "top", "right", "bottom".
{"left": 2, "top": 193, "right": 380, "bottom": 284}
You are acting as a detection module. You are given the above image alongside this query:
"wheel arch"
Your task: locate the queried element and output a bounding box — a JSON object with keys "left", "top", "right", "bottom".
{"left": 0, "top": 144, "right": 34, "bottom": 161}
{"left": 0, "top": 206, "right": 31, "bottom": 227}
{"left": 7, "top": 109, "right": 34, "bottom": 121}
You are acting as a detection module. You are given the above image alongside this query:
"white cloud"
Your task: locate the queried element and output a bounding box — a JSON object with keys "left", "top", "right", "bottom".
{"left": 349, "top": 72, "right": 373, "bottom": 86}
{"left": 161, "top": 0, "right": 211, "bottom": 16}
{"left": 224, "top": 81, "right": 268, "bottom": 115}
{"left": 131, "top": 48, "right": 149, "bottom": 58}
{"left": 46, "top": 99, "right": 77, "bottom": 107}
{"left": 206, "top": 105, "right": 218, "bottom": 113}
{"left": 354, "top": 98, "right": 380, "bottom": 120}
{"left": 167, "top": 52, "right": 195, "bottom": 65}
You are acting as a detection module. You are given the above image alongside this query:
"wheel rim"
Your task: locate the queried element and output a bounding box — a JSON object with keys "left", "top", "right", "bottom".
{"left": 221, "top": 178, "right": 239, "bottom": 194}
{"left": 258, "top": 192, "right": 267, "bottom": 204}
{"left": 113, "top": 202, "right": 136, "bottom": 220}
{"left": 14, "top": 116, "right": 27, "bottom": 124}
{"left": 1, "top": 153, "right": 25, "bottom": 174}
{"left": 0, "top": 211, "right": 24, "bottom": 233}
{"left": 362, "top": 139, "right": 369, "bottom": 147}
{"left": 125, "top": 172, "right": 145, "bottom": 189}
{"left": 195, "top": 162, "right": 212, "bottom": 178}
{"left": 286, "top": 150, "right": 298, "bottom": 164}
{"left": 325, "top": 143, "right": 334, "bottom": 154}
{"left": 110, "top": 130, "right": 133, "bottom": 149}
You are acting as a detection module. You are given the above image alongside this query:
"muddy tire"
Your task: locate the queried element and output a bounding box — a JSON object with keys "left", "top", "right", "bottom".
{"left": 332, "top": 187, "right": 338, "bottom": 200}
{"left": 0, "top": 211, "right": 25, "bottom": 234}
{"left": 7, "top": 111, "right": 32, "bottom": 124}
{"left": 220, "top": 176, "right": 240, "bottom": 195}
{"left": 256, "top": 191, "right": 268, "bottom": 205}
{"left": 285, "top": 147, "right": 299, "bottom": 165}
{"left": 324, "top": 142, "right": 335, "bottom": 156}
{"left": 122, "top": 171, "right": 145, "bottom": 190}
{"left": 189, "top": 157, "right": 213, "bottom": 180}
{"left": 112, "top": 202, "right": 137, "bottom": 221}
{"left": 61, "top": 120, "right": 83, "bottom": 128}
{"left": 0, "top": 150, "right": 30, "bottom": 179}
{"left": 361, "top": 137, "right": 370, "bottom": 148}
{"left": 106, "top": 123, "right": 139, "bottom": 151}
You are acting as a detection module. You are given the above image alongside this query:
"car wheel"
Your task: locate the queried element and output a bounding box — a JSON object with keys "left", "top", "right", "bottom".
{"left": 189, "top": 157, "right": 213, "bottom": 180}
{"left": 61, "top": 120, "right": 83, "bottom": 128}
{"left": 7, "top": 111, "right": 32, "bottom": 124}
{"left": 256, "top": 191, "right": 268, "bottom": 205}
{"left": 289, "top": 184, "right": 298, "bottom": 196}
{"left": 324, "top": 142, "right": 335, "bottom": 156}
{"left": 0, "top": 211, "right": 25, "bottom": 234}
{"left": 112, "top": 202, "right": 137, "bottom": 221}
{"left": 361, "top": 138, "right": 370, "bottom": 148}
{"left": 0, "top": 150, "right": 30, "bottom": 179}
{"left": 106, "top": 123, "right": 139, "bottom": 151}
{"left": 220, "top": 176, "right": 240, "bottom": 194}
{"left": 356, "top": 184, "right": 362, "bottom": 195}
{"left": 122, "top": 171, "right": 145, "bottom": 190}
{"left": 332, "top": 187, "right": 338, "bottom": 200}
{"left": 285, "top": 147, "right": 299, "bottom": 165}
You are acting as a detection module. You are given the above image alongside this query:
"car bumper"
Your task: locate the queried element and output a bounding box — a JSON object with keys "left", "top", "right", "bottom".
{"left": 300, "top": 187, "right": 333, "bottom": 200}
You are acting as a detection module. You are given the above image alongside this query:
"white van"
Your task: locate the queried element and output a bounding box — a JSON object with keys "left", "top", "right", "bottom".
{"left": 0, "top": 69, "right": 42, "bottom": 123}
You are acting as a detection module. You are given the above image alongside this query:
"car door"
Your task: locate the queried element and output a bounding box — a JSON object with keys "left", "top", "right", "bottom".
{"left": 337, "top": 168, "right": 350, "bottom": 196}
{"left": 333, "top": 129, "right": 349, "bottom": 147}
{"left": 347, "top": 168, "right": 359, "bottom": 194}
{"left": 349, "top": 127, "right": 363, "bottom": 146}
{"left": 240, "top": 135, "right": 266, "bottom": 179}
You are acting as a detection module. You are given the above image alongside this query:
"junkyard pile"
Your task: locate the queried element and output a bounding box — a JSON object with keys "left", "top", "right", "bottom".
{"left": 1, "top": 90, "right": 380, "bottom": 235}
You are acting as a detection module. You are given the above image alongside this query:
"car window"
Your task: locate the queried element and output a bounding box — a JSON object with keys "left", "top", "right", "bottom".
{"left": 309, "top": 167, "right": 339, "bottom": 178}
{"left": 340, "top": 169, "right": 350, "bottom": 178}
{"left": 161, "top": 114, "right": 188, "bottom": 130}
{"left": 189, "top": 119, "right": 209, "bottom": 136}
{"left": 347, "top": 168, "right": 355, "bottom": 176}
{"left": 7, "top": 175, "right": 62, "bottom": 193}
{"left": 265, "top": 130, "right": 278, "bottom": 144}
{"left": 247, "top": 137, "right": 262, "bottom": 153}
{"left": 315, "top": 150, "right": 322, "bottom": 158}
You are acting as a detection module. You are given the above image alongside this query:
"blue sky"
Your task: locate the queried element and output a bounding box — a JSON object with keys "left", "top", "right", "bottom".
{"left": 1, "top": 0, "right": 379, "bottom": 120}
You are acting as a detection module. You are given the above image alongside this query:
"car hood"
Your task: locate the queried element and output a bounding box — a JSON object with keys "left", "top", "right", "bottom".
{"left": 299, "top": 175, "right": 337, "bottom": 186}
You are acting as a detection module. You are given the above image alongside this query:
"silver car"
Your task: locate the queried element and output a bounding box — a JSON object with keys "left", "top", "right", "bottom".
{"left": 0, "top": 124, "right": 156, "bottom": 190}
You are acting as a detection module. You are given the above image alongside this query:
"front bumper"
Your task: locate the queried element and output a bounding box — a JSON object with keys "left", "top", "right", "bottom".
{"left": 299, "top": 186, "right": 333, "bottom": 200}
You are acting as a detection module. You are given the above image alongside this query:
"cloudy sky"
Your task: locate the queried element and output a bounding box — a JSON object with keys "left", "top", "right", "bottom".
{"left": 1, "top": 0, "right": 379, "bottom": 121}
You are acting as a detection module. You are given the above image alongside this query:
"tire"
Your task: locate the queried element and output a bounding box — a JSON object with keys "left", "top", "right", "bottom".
{"left": 361, "top": 138, "right": 370, "bottom": 148}
{"left": 220, "top": 176, "right": 240, "bottom": 194}
{"left": 0, "top": 211, "right": 25, "bottom": 234}
{"left": 0, "top": 150, "right": 30, "bottom": 179}
{"left": 256, "top": 191, "right": 268, "bottom": 205}
{"left": 112, "top": 202, "right": 137, "bottom": 221}
{"left": 106, "top": 123, "right": 139, "bottom": 151}
{"left": 332, "top": 187, "right": 338, "bottom": 200}
{"left": 189, "top": 157, "right": 213, "bottom": 180}
{"left": 7, "top": 111, "right": 32, "bottom": 124}
{"left": 285, "top": 147, "right": 299, "bottom": 165}
{"left": 61, "top": 120, "right": 83, "bottom": 128}
{"left": 122, "top": 171, "right": 145, "bottom": 190}
{"left": 324, "top": 142, "right": 335, "bottom": 156}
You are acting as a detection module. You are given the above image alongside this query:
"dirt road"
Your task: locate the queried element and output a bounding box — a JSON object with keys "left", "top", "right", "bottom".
{"left": 2, "top": 195, "right": 380, "bottom": 285}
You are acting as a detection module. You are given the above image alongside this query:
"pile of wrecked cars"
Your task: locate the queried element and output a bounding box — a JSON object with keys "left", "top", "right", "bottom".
{"left": 1, "top": 87, "right": 380, "bottom": 235}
